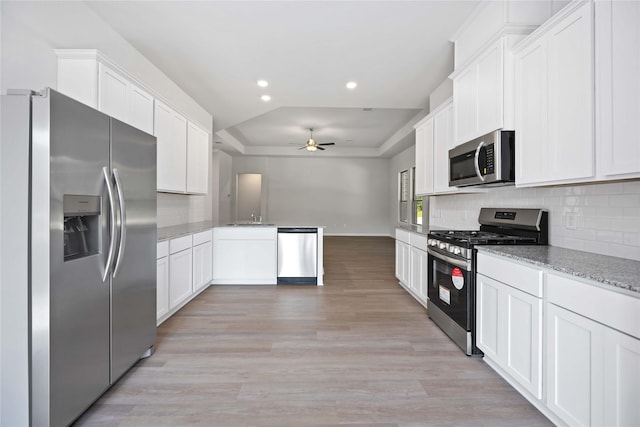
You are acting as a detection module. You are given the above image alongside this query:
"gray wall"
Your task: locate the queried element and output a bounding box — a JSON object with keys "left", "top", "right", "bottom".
{"left": 231, "top": 156, "right": 391, "bottom": 235}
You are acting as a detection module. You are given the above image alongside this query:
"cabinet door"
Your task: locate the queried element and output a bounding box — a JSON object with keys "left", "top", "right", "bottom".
{"left": 186, "top": 122, "right": 209, "bottom": 194}
{"left": 476, "top": 39, "right": 503, "bottom": 136}
{"left": 515, "top": 39, "right": 547, "bottom": 185}
{"left": 98, "top": 64, "right": 128, "bottom": 123}
{"left": 596, "top": 0, "right": 640, "bottom": 178}
{"left": 156, "top": 256, "right": 169, "bottom": 322}
{"left": 128, "top": 83, "right": 154, "bottom": 135}
{"left": 546, "top": 303, "right": 604, "bottom": 427}
{"left": 547, "top": 3, "right": 594, "bottom": 182}
{"left": 245, "top": 240, "right": 277, "bottom": 282}
{"left": 409, "top": 246, "right": 429, "bottom": 304}
{"left": 504, "top": 285, "right": 542, "bottom": 399}
{"left": 193, "top": 241, "right": 213, "bottom": 292}
{"left": 476, "top": 274, "right": 502, "bottom": 361}
{"left": 169, "top": 248, "right": 193, "bottom": 309}
{"left": 433, "top": 103, "right": 455, "bottom": 194}
{"left": 155, "top": 101, "right": 187, "bottom": 193}
{"left": 395, "top": 240, "right": 410, "bottom": 286}
{"left": 414, "top": 118, "right": 434, "bottom": 195}
{"left": 453, "top": 65, "right": 478, "bottom": 145}
{"left": 603, "top": 328, "right": 640, "bottom": 426}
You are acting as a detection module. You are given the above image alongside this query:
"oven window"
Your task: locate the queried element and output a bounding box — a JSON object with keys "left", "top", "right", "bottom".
{"left": 428, "top": 256, "right": 471, "bottom": 330}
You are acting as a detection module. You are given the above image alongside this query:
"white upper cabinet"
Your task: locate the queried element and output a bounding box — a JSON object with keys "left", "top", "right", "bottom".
{"left": 98, "top": 63, "right": 154, "bottom": 135}
{"left": 596, "top": 0, "right": 640, "bottom": 179}
{"left": 414, "top": 116, "right": 434, "bottom": 196}
{"left": 186, "top": 122, "right": 210, "bottom": 194}
{"left": 514, "top": 1, "right": 594, "bottom": 186}
{"left": 415, "top": 99, "right": 469, "bottom": 196}
{"left": 155, "top": 101, "right": 187, "bottom": 193}
{"left": 57, "top": 50, "right": 210, "bottom": 194}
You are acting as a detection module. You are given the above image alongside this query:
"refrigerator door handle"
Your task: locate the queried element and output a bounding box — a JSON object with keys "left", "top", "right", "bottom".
{"left": 102, "top": 167, "right": 117, "bottom": 282}
{"left": 112, "top": 168, "right": 126, "bottom": 277}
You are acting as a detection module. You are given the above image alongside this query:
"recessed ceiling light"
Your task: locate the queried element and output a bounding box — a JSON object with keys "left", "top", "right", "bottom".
{"left": 346, "top": 81, "right": 357, "bottom": 90}
{"left": 257, "top": 80, "right": 268, "bottom": 87}
{"left": 261, "top": 95, "right": 271, "bottom": 102}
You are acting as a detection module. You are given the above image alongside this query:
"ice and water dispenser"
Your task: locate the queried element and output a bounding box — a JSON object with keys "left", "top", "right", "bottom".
{"left": 63, "top": 195, "right": 100, "bottom": 261}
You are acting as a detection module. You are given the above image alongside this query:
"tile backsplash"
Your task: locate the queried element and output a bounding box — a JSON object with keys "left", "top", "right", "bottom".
{"left": 157, "top": 193, "right": 208, "bottom": 228}
{"left": 429, "top": 180, "right": 640, "bottom": 261}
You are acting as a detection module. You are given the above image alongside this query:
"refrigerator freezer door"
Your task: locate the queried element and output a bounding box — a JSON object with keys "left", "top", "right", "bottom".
{"left": 109, "top": 119, "right": 157, "bottom": 383}
{"left": 31, "top": 89, "right": 111, "bottom": 426}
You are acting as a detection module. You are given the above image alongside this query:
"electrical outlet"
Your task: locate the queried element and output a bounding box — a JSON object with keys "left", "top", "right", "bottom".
{"left": 565, "top": 212, "right": 578, "bottom": 230}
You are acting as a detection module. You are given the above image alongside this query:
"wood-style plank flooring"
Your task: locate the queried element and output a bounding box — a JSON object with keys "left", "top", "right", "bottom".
{"left": 75, "top": 236, "right": 552, "bottom": 426}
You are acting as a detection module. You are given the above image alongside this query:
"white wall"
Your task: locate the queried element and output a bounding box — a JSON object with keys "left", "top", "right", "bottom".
{"left": 429, "top": 180, "right": 640, "bottom": 261}
{"left": 231, "top": 156, "right": 391, "bottom": 235}
{"left": 1, "top": 1, "right": 215, "bottom": 228}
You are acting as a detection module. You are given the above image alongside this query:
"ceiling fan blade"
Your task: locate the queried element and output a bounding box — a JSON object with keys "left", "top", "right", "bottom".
{"left": 318, "top": 142, "right": 335, "bottom": 146}
{"left": 298, "top": 146, "right": 307, "bottom": 150}
{"left": 317, "top": 146, "right": 325, "bottom": 151}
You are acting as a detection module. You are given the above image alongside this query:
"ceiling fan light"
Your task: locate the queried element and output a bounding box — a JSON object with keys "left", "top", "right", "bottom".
{"left": 307, "top": 145, "right": 317, "bottom": 152}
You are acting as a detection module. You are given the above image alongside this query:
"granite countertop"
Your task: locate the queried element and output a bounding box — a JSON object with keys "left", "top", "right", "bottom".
{"left": 395, "top": 224, "right": 451, "bottom": 235}
{"left": 157, "top": 221, "right": 216, "bottom": 241}
{"left": 158, "top": 222, "right": 325, "bottom": 241}
{"left": 477, "top": 245, "right": 640, "bottom": 295}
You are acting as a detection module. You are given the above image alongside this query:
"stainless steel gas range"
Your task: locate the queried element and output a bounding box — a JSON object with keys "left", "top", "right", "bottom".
{"left": 426, "top": 208, "right": 548, "bottom": 356}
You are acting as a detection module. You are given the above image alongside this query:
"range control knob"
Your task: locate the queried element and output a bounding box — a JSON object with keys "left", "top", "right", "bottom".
{"left": 439, "top": 242, "right": 446, "bottom": 250}
{"left": 453, "top": 247, "right": 462, "bottom": 255}
{"left": 448, "top": 245, "right": 455, "bottom": 253}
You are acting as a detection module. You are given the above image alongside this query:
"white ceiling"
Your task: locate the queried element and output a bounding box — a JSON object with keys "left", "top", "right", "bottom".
{"left": 87, "top": 1, "right": 479, "bottom": 157}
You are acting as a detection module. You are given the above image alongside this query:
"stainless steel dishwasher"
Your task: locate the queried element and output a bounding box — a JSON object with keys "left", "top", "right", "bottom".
{"left": 277, "top": 227, "right": 317, "bottom": 284}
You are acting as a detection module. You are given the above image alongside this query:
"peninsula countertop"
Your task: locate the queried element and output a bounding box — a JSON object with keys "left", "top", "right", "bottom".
{"left": 158, "top": 222, "right": 325, "bottom": 242}
{"left": 476, "top": 245, "right": 640, "bottom": 295}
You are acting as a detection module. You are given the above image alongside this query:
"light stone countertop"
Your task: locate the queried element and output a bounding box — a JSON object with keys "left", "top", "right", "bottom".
{"left": 476, "top": 245, "right": 640, "bottom": 295}
{"left": 158, "top": 222, "right": 325, "bottom": 242}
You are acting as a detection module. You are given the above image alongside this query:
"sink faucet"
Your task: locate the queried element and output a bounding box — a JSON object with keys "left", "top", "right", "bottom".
{"left": 250, "top": 213, "right": 262, "bottom": 224}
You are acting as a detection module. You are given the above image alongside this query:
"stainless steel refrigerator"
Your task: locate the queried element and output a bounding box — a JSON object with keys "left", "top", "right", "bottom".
{"left": 0, "top": 88, "right": 157, "bottom": 426}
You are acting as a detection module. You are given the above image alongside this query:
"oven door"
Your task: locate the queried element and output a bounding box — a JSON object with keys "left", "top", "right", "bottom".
{"left": 427, "top": 248, "right": 473, "bottom": 330}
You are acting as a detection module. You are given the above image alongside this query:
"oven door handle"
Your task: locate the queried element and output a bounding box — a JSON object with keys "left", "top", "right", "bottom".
{"left": 427, "top": 248, "right": 470, "bottom": 270}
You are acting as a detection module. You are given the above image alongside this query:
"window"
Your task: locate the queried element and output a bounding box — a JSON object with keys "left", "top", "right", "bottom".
{"left": 399, "top": 169, "right": 409, "bottom": 223}
{"left": 399, "top": 168, "right": 423, "bottom": 225}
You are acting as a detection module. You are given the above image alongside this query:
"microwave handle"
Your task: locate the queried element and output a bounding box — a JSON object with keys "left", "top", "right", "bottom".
{"left": 474, "top": 141, "right": 485, "bottom": 181}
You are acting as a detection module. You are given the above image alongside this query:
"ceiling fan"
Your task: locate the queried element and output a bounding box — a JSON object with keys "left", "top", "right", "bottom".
{"left": 298, "top": 128, "right": 335, "bottom": 151}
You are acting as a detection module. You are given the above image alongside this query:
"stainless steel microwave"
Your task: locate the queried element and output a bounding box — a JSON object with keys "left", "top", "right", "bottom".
{"left": 448, "top": 130, "right": 515, "bottom": 187}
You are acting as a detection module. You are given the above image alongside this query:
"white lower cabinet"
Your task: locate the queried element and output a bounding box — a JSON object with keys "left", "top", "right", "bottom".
{"left": 192, "top": 230, "right": 213, "bottom": 292}
{"left": 169, "top": 235, "right": 193, "bottom": 309}
{"left": 546, "top": 302, "right": 604, "bottom": 427}
{"left": 603, "top": 328, "right": 640, "bottom": 426}
{"left": 478, "top": 250, "right": 640, "bottom": 427}
{"left": 212, "top": 227, "right": 277, "bottom": 285}
{"left": 394, "top": 229, "right": 411, "bottom": 287}
{"left": 156, "top": 241, "right": 170, "bottom": 322}
{"left": 158, "top": 229, "right": 214, "bottom": 325}
{"left": 476, "top": 268, "right": 543, "bottom": 399}
{"left": 395, "top": 228, "right": 429, "bottom": 307}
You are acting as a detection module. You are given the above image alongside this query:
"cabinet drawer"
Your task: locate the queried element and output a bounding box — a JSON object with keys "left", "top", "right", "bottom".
{"left": 157, "top": 241, "right": 169, "bottom": 259}
{"left": 395, "top": 228, "right": 410, "bottom": 244}
{"left": 169, "top": 234, "right": 192, "bottom": 254}
{"left": 546, "top": 273, "right": 640, "bottom": 339}
{"left": 214, "top": 227, "right": 276, "bottom": 240}
{"left": 477, "top": 252, "right": 543, "bottom": 297}
{"left": 410, "top": 233, "right": 429, "bottom": 251}
{"left": 192, "top": 229, "right": 212, "bottom": 246}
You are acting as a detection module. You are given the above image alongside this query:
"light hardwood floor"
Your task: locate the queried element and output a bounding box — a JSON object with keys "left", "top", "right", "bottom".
{"left": 75, "top": 236, "right": 552, "bottom": 426}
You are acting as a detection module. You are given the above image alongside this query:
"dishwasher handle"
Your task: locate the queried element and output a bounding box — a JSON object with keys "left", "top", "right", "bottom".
{"left": 277, "top": 227, "right": 317, "bottom": 233}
